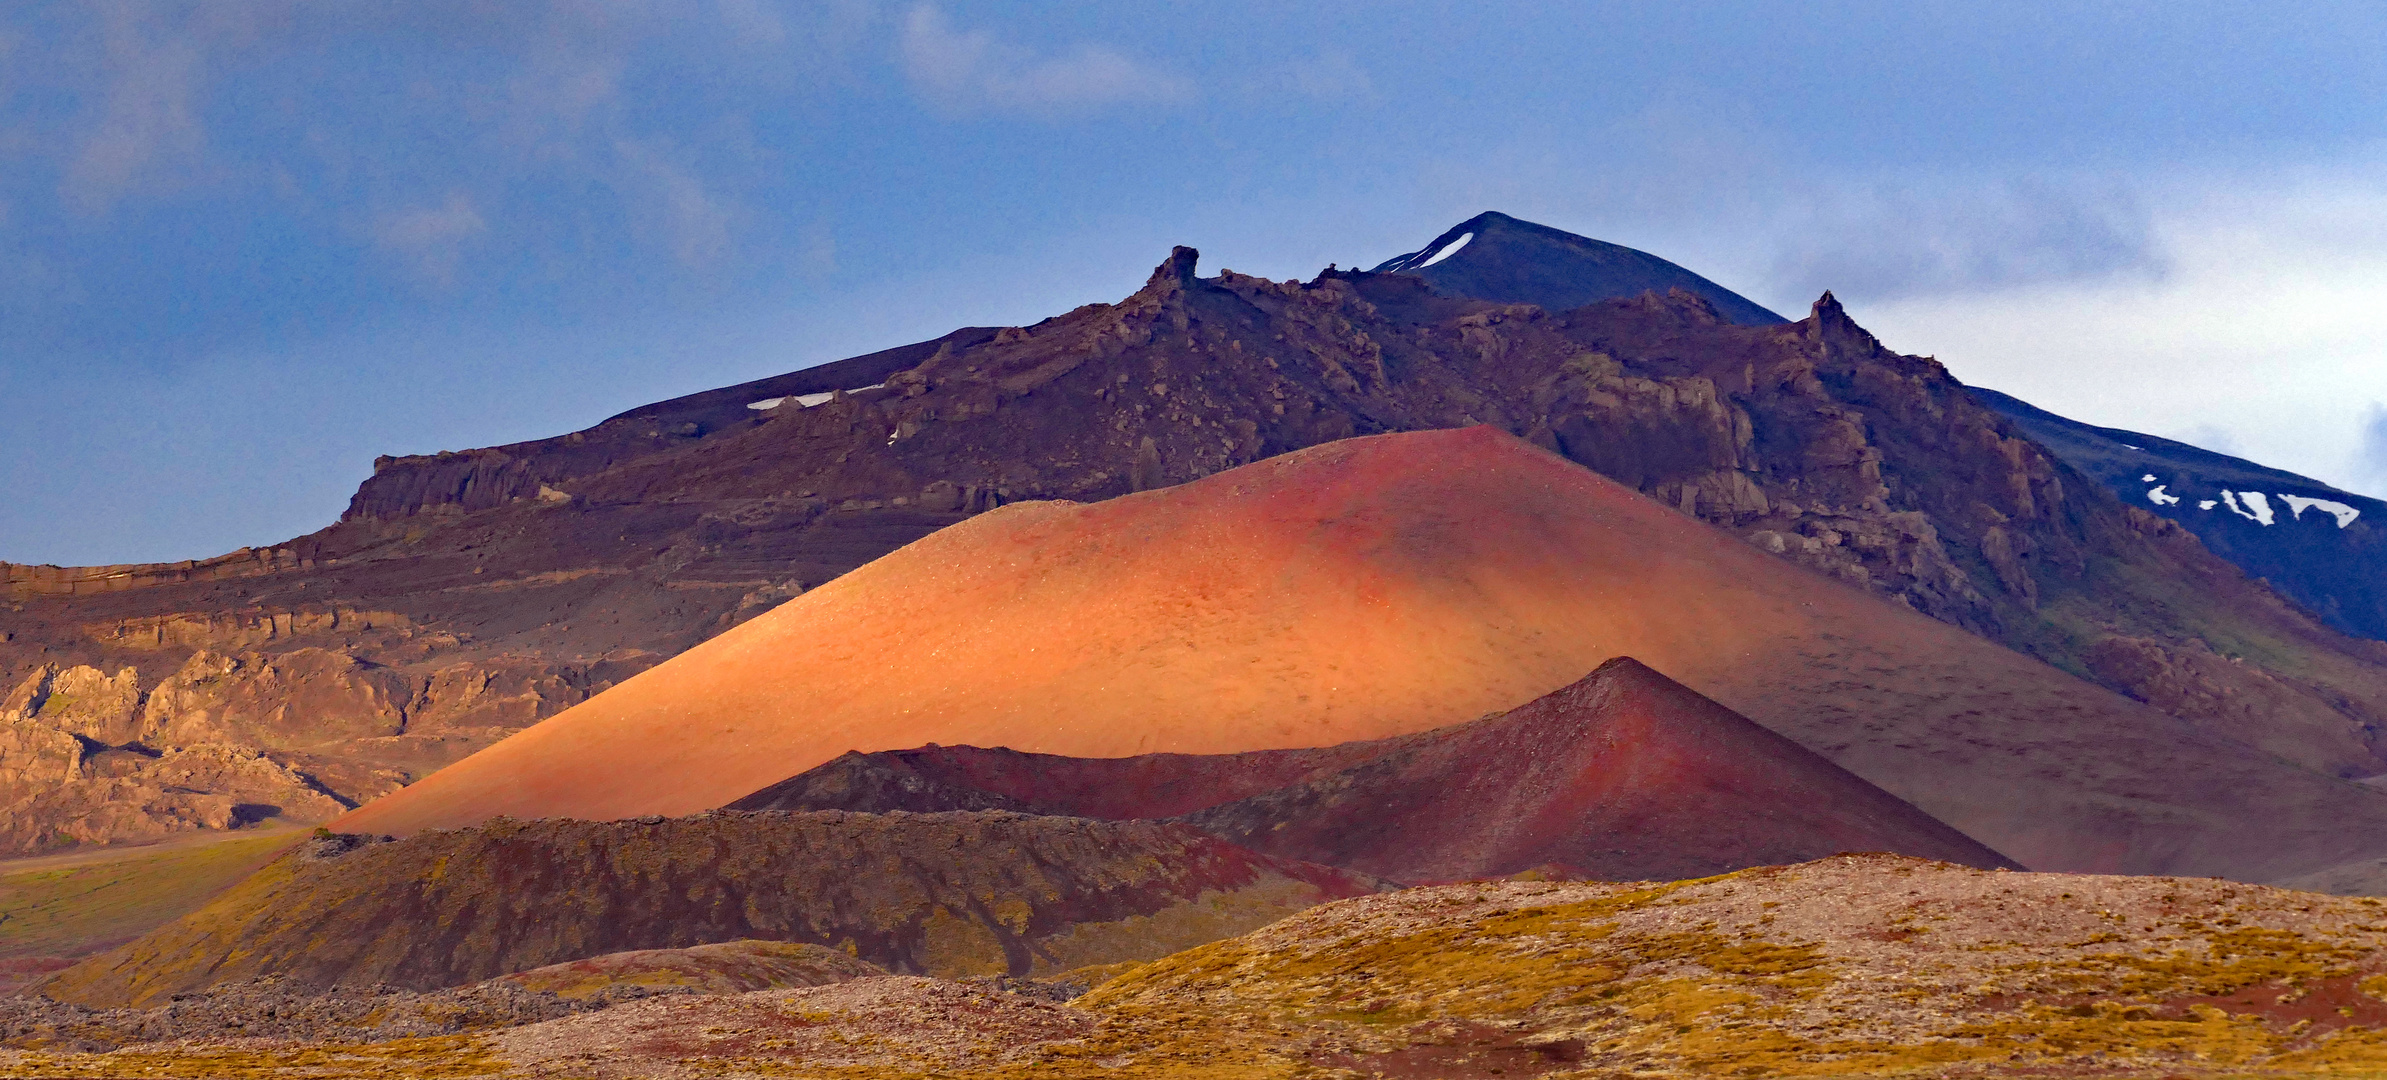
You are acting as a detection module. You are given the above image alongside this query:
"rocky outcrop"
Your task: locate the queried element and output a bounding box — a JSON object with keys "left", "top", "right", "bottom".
{"left": 0, "top": 648, "right": 636, "bottom": 855}
{"left": 0, "top": 719, "right": 85, "bottom": 788}
{"left": 4, "top": 664, "right": 144, "bottom": 744}
{"left": 0, "top": 744, "right": 344, "bottom": 851}
{"left": 140, "top": 648, "right": 411, "bottom": 751}
{"left": 1, "top": 547, "right": 312, "bottom": 598}
{"left": 82, "top": 609, "right": 414, "bottom": 651}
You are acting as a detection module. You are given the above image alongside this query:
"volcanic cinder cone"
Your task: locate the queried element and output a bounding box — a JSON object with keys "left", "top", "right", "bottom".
{"left": 738, "top": 657, "right": 2019, "bottom": 882}
{"left": 333, "top": 427, "right": 2387, "bottom": 881}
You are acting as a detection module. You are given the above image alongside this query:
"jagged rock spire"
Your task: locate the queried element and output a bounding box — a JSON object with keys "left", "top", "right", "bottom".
{"left": 1148, "top": 246, "right": 1200, "bottom": 291}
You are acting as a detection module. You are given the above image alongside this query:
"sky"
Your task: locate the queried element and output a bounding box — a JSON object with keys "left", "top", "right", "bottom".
{"left": 3, "top": 2, "right": 2385, "bottom": 565}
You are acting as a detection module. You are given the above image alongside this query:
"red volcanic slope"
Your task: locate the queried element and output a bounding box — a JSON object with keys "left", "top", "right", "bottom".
{"left": 1176, "top": 657, "right": 2018, "bottom": 882}
{"left": 332, "top": 427, "right": 2387, "bottom": 881}
{"left": 734, "top": 657, "right": 2018, "bottom": 883}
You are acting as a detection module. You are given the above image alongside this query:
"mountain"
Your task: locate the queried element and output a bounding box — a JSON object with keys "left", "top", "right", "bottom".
{"left": 733, "top": 658, "right": 2018, "bottom": 882}
{"left": 9, "top": 216, "right": 2387, "bottom": 873}
{"left": 1371, "top": 210, "right": 1787, "bottom": 325}
{"left": 39, "top": 811, "right": 1383, "bottom": 1008}
{"left": 323, "top": 427, "right": 2387, "bottom": 883}
{"left": 1973, "top": 386, "right": 2387, "bottom": 641}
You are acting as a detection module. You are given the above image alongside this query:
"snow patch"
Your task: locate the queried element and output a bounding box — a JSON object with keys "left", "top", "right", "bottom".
{"left": 1417, "top": 232, "right": 1473, "bottom": 269}
{"left": 2198, "top": 499, "right": 2218, "bottom": 510}
{"left": 796, "top": 392, "right": 837, "bottom": 408}
{"left": 2122, "top": 444, "right": 2142, "bottom": 450}
{"left": 2222, "top": 490, "right": 2277, "bottom": 525}
{"left": 2146, "top": 485, "right": 2181, "bottom": 506}
{"left": 747, "top": 397, "right": 787, "bottom": 411}
{"left": 2280, "top": 494, "right": 2362, "bottom": 528}
{"left": 2140, "top": 474, "right": 2158, "bottom": 482}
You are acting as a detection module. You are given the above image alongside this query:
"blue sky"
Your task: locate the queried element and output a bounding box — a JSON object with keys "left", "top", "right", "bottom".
{"left": 4, "top": 1, "right": 2386, "bottom": 564}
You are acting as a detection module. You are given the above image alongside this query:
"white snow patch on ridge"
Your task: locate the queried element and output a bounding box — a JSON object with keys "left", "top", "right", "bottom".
{"left": 750, "top": 390, "right": 861, "bottom": 411}
{"left": 2281, "top": 494, "right": 2362, "bottom": 528}
{"left": 2146, "top": 485, "right": 2181, "bottom": 506}
{"left": 2222, "top": 490, "right": 2277, "bottom": 525}
{"left": 1418, "top": 232, "right": 1473, "bottom": 269}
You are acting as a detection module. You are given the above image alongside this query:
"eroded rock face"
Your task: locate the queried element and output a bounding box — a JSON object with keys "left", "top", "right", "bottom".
{"left": 0, "top": 745, "right": 343, "bottom": 852}
{"left": 141, "top": 648, "right": 411, "bottom": 752}
{"left": 0, "top": 646, "right": 636, "bottom": 854}
{"left": 4, "top": 664, "right": 145, "bottom": 745}
{"left": 0, "top": 719, "right": 84, "bottom": 788}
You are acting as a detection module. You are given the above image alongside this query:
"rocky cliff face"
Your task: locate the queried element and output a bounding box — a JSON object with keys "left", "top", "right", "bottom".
{"left": 0, "top": 633, "right": 645, "bottom": 852}
{"left": 7, "top": 241, "right": 2387, "bottom": 853}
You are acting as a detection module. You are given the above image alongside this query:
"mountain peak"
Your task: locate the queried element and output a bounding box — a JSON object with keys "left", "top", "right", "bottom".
{"left": 1150, "top": 245, "right": 1201, "bottom": 289}
{"left": 1370, "top": 212, "right": 1787, "bottom": 326}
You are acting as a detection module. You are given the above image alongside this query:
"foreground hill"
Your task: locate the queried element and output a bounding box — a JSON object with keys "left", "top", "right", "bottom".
{"left": 9, "top": 218, "right": 2387, "bottom": 861}
{"left": 22, "top": 855, "right": 2387, "bottom": 1078}
{"left": 736, "top": 657, "right": 2018, "bottom": 882}
{"left": 331, "top": 428, "right": 2387, "bottom": 884}
{"left": 41, "top": 812, "right": 1380, "bottom": 1008}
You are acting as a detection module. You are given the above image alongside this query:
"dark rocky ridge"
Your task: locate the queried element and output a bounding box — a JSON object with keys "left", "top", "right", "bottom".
{"left": 5, "top": 216, "right": 2387, "bottom": 859}
{"left": 734, "top": 658, "right": 2020, "bottom": 883}
{"left": 1373, "top": 210, "right": 1787, "bottom": 326}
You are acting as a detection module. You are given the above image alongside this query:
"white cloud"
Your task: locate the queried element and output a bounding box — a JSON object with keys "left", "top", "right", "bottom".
{"left": 898, "top": 5, "right": 1193, "bottom": 115}
{"left": 1845, "top": 160, "right": 2387, "bottom": 497}
{"left": 1769, "top": 178, "right": 2169, "bottom": 301}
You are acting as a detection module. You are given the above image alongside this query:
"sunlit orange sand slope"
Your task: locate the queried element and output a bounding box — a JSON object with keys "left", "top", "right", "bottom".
{"left": 334, "top": 427, "right": 2387, "bottom": 881}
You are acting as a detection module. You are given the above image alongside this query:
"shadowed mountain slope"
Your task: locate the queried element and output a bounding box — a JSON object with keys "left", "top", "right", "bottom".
{"left": 735, "top": 657, "right": 2019, "bottom": 883}
{"left": 332, "top": 427, "right": 2387, "bottom": 883}
{"left": 1372, "top": 211, "right": 1787, "bottom": 325}
{"left": 40, "top": 811, "right": 1382, "bottom": 1008}
{"left": 1975, "top": 385, "right": 2387, "bottom": 642}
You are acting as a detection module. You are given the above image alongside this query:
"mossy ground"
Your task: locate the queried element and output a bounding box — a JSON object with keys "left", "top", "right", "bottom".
{"left": 0, "top": 830, "right": 298, "bottom": 963}
{"left": 22, "top": 855, "right": 2387, "bottom": 1078}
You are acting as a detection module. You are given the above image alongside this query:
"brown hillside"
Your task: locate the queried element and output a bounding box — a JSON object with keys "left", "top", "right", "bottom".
{"left": 737, "top": 657, "right": 2019, "bottom": 882}
{"left": 333, "top": 427, "right": 2387, "bottom": 882}
{"left": 39, "top": 811, "right": 1383, "bottom": 1008}
{"left": 9, "top": 241, "right": 2387, "bottom": 858}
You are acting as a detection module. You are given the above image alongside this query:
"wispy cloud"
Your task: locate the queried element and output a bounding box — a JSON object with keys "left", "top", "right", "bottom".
{"left": 62, "top": 3, "right": 216, "bottom": 213}
{"left": 898, "top": 5, "right": 1193, "bottom": 115}
{"left": 611, "top": 137, "right": 738, "bottom": 269}
{"left": 371, "top": 193, "right": 487, "bottom": 287}
{"left": 1770, "top": 179, "right": 2171, "bottom": 301}
{"left": 1243, "top": 51, "right": 1375, "bottom": 103}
